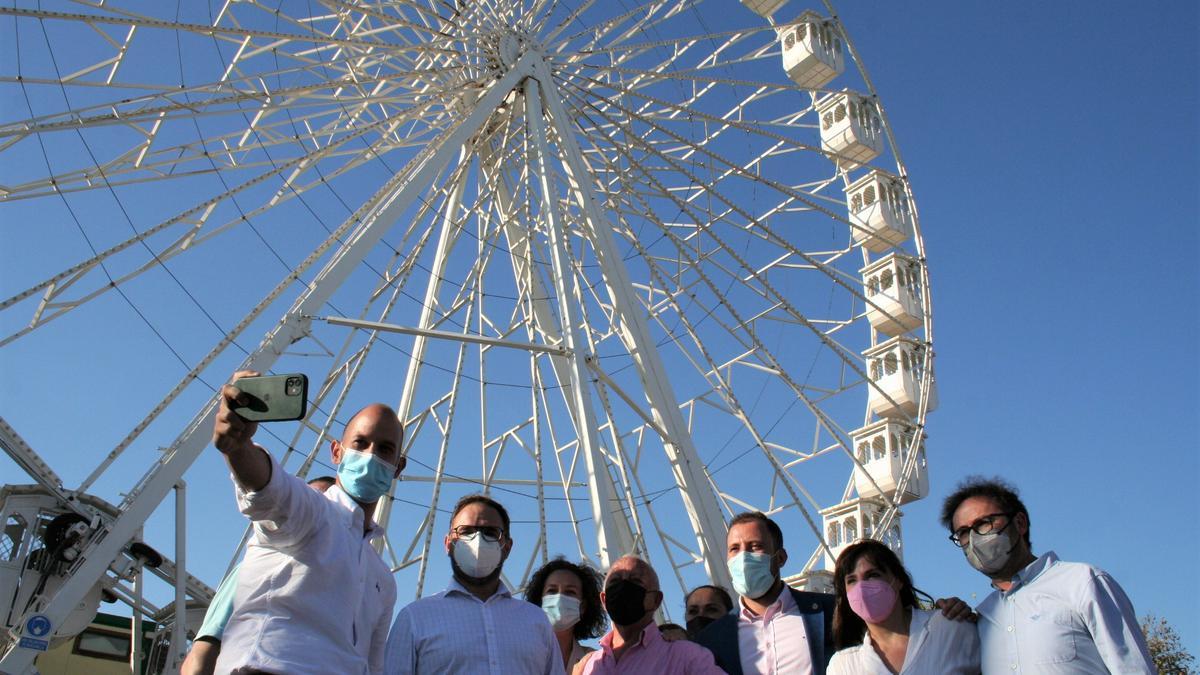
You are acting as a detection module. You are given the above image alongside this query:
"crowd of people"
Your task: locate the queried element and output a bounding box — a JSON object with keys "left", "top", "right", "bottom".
{"left": 187, "top": 373, "right": 1157, "bottom": 674}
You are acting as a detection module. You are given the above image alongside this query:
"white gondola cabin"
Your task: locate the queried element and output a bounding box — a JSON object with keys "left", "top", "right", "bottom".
{"left": 861, "top": 253, "right": 924, "bottom": 336}
{"left": 851, "top": 419, "right": 929, "bottom": 504}
{"left": 863, "top": 336, "right": 937, "bottom": 418}
{"left": 818, "top": 91, "right": 883, "bottom": 169}
{"left": 819, "top": 498, "right": 902, "bottom": 570}
{"left": 846, "top": 169, "right": 913, "bottom": 251}
{"left": 740, "top": 0, "right": 787, "bottom": 19}
{"left": 778, "top": 12, "right": 844, "bottom": 89}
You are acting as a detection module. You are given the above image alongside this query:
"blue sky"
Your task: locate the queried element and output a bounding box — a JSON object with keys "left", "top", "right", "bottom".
{"left": 1, "top": 0, "right": 1197, "bottom": 659}
{"left": 842, "top": 0, "right": 1199, "bottom": 654}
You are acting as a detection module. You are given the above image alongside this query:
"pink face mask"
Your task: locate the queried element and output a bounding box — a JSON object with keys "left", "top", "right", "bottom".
{"left": 847, "top": 578, "right": 899, "bottom": 624}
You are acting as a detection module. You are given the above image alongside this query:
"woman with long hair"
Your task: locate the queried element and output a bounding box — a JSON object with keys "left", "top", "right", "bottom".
{"left": 828, "top": 539, "right": 979, "bottom": 674}
{"left": 525, "top": 558, "right": 608, "bottom": 673}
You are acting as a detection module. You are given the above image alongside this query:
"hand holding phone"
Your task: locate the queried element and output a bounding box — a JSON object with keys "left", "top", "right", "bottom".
{"left": 231, "top": 373, "right": 309, "bottom": 422}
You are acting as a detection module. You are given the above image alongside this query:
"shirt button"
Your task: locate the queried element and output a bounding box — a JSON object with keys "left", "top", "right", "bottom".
{"left": 1010, "top": 665, "right": 1017, "bottom": 670}
{"left": 1007, "top": 625, "right": 1014, "bottom": 632}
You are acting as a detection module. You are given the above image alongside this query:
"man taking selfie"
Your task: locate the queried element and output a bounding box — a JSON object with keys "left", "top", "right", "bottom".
{"left": 211, "top": 370, "right": 406, "bottom": 675}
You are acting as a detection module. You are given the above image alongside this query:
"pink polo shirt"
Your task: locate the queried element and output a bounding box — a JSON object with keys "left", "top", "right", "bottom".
{"left": 737, "top": 586, "right": 814, "bottom": 675}
{"left": 580, "top": 622, "right": 724, "bottom": 675}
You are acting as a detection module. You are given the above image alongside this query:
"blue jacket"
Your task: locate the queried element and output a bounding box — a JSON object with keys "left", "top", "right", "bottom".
{"left": 693, "top": 586, "right": 835, "bottom": 675}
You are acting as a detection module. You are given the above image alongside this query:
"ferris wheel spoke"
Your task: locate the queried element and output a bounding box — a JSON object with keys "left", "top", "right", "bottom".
{"left": 550, "top": 0, "right": 692, "bottom": 57}
{"left": 561, "top": 82, "right": 871, "bottom": 322}
{"left": 0, "top": 7, "right": 412, "bottom": 52}
{"left": 562, "top": 81, "right": 878, "bottom": 303}
{"left": 559, "top": 97, "right": 877, "bottom": 486}
{"left": 0, "top": 101, "right": 450, "bottom": 346}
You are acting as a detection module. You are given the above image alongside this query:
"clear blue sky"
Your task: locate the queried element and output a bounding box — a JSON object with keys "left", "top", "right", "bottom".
{"left": 1, "top": 0, "right": 1197, "bottom": 659}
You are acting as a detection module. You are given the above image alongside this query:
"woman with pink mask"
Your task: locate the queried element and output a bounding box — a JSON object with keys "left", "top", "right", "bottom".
{"left": 827, "top": 540, "right": 980, "bottom": 675}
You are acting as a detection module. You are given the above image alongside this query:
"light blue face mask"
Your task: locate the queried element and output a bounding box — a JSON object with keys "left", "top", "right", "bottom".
{"left": 337, "top": 448, "right": 396, "bottom": 503}
{"left": 541, "top": 593, "right": 582, "bottom": 632}
{"left": 728, "top": 551, "right": 776, "bottom": 599}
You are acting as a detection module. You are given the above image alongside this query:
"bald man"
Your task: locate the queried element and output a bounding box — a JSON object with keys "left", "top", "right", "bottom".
{"left": 212, "top": 371, "right": 407, "bottom": 675}
{"left": 577, "top": 556, "right": 723, "bottom": 675}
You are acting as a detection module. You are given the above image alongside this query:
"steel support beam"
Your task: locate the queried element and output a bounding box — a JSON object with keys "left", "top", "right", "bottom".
{"left": 524, "top": 76, "right": 637, "bottom": 567}
{"left": 533, "top": 59, "right": 733, "bottom": 588}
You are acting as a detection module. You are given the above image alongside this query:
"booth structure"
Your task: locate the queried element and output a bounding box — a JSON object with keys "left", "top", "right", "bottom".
{"left": 778, "top": 11, "right": 844, "bottom": 89}
{"left": 863, "top": 336, "right": 937, "bottom": 419}
{"left": 850, "top": 419, "right": 929, "bottom": 505}
{"left": 740, "top": 0, "right": 787, "bottom": 19}
{"left": 818, "top": 498, "right": 903, "bottom": 571}
{"left": 861, "top": 253, "right": 924, "bottom": 336}
{"left": 846, "top": 169, "right": 914, "bottom": 252}
{"left": 818, "top": 91, "right": 883, "bottom": 169}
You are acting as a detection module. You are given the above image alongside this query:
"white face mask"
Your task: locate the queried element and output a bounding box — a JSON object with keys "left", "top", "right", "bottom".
{"left": 541, "top": 593, "right": 582, "bottom": 632}
{"left": 452, "top": 534, "right": 504, "bottom": 579}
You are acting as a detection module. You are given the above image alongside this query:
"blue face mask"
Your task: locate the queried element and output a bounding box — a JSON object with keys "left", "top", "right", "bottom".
{"left": 337, "top": 448, "right": 396, "bottom": 503}
{"left": 728, "top": 551, "right": 776, "bottom": 599}
{"left": 541, "top": 593, "right": 582, "bottom": 632}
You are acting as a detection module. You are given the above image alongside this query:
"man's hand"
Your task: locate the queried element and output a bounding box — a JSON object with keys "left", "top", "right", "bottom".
{"left": 213, "top": 370, "right": 260, "bottom": 455}
{"left": 934, "top": 596, "right": 977, "bottom": 623}
{"left": 214, "top": 370, "right": 271, "bottom": 491}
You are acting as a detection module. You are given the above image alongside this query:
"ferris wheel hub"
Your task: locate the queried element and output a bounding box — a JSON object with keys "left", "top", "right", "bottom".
{"left": 484, "top": 28, "right": 538, "bottom": 73}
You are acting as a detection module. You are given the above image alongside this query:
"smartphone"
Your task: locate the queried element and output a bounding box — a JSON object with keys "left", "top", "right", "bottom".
{"left": 231, "top": 373, "right": 308, "bottom": 422}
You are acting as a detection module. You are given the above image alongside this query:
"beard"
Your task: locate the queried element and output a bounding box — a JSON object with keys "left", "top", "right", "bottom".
{"left": 449, "top": 551, "right": 504, "bottom": 587}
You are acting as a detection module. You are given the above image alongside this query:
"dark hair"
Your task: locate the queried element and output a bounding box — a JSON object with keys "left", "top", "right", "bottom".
{"left": 832, "top": 540, "right": 921, "bottom": 649}
{"left": 450, "top": 494, "right": 511, "bottom": 534}
{"left": 685, "top": 585, "right": 734, "bottom": 614}
{"left": 728, "top": 511, "right": 783, "bottom": 551}
{"left": 525, "top": 558, "right": 607, "bottom": 640}
{"left": 939, "top": 476, "right": 1031, "bottom": 547}
{"left": 307, "top": 475, "right": 337, "bottom": 487}
{"left": 658, "top": 623, "right": 686, "bottom": 633}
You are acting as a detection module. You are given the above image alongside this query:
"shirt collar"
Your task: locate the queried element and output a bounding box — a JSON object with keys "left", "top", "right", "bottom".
{"left": 446, "top": 576, "right": 512, "bottom": 601}
{"left": 599, "top": 621, "right": 662, "bottom": 652}
{"left": 998, "top": 550, "right": 1058, "bottom": 593}
{"left": 324, "top": 484, "right": 384, "bottom": 540}
{"left": 738, "top": 583, "right": 795, "bottom": 623}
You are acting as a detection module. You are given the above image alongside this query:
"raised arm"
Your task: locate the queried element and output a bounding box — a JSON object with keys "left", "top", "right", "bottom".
{"left": 212, "top": 370, "right": 272, "bottom": 491}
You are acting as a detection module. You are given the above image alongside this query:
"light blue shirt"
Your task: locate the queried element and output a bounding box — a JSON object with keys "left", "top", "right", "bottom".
{"left": 975, "top": 551, "right": 1153, "bottom": 674}
{"left": 195, "top": 562, "right": 240, "bottom": 640}
{"left": 384, "top": 578, "right": 564, "bottom": 675}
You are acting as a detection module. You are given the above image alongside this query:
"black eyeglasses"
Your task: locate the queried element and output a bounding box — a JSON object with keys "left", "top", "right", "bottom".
{"left": 451, "top": 525, "right": 505, "bottom": 543}
{"left": 949, "top": 512, "right": 1014, "bottom": 548}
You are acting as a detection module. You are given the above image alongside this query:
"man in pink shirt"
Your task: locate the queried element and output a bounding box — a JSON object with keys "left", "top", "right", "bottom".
{"left": 578, "top": 556, "right": 724, "bottom": 675}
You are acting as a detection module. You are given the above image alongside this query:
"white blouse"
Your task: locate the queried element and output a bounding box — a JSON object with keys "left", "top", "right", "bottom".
{"left": 827, "top": 608, "right": 980, "bottom": 675}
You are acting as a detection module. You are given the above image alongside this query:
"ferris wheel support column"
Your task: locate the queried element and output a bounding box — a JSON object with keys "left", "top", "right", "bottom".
{"left": 170, "top": 481, "right": 188, "bottom": 671}
{"left": 525, "top": 76, "right": 638, "bottom": 568}
{"left": 373, "top": 145, "right": 472, "bottom": 546}
{"left": 533, "top": 60, "right": 732, "bottom": 589}
{"left": 483, "top": 148, "right": 638, "bottom": 565}
{"left": 0, "top": 57, "right": 537, "bottom": 674}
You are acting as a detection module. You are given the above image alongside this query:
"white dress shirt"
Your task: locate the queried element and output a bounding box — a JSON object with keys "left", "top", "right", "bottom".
{"left": 215, "top": 453, "right": 397, "bottom": 675}
{"left": 976, "top": 551, "right": 1154, "bottom": 674}
{"left": 738, "top": 584, "right": 814, "bottom": 675}
{"left": 827, "top": 608, "right": 980, "bottom": 674}
{"left": 385, "top": 578, "right": 564, "bottom": 675}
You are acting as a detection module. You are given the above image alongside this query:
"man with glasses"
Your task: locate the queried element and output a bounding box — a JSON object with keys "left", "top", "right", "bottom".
{"left": 212, "top": 371, "right": 406, "bottom": 675}
{"left": 385, "top": 494, "right": 563, "bottom": 675}
{"left": 941, "top": 477, "right": 1154, "bottom": 674}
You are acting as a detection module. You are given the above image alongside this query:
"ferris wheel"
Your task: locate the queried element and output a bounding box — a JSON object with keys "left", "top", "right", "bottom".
{"left": 0, "top": 0, "right": 935, "bottom": 672}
